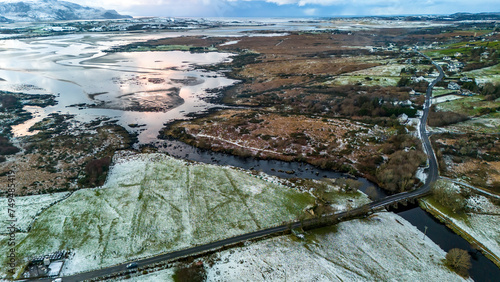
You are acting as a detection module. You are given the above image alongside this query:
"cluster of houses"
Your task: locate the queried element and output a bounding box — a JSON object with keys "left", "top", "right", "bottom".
{"left": 441, "top": 56, "right": 465, "bottom": 73}
{"left": 22, "top": 250, "right": 68, "bottom": 279}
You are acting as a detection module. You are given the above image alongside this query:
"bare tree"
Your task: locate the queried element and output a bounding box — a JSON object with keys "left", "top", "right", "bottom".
{"left": 445, "top": 248, "right": 472, "bottom": 277}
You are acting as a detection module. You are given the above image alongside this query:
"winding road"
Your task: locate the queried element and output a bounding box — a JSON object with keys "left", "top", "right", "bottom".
{"left": 367, "top": 52, "right": 444, "bottom": 209}
{"left": 56, "top": 53, "right": 445, "bottom": 282}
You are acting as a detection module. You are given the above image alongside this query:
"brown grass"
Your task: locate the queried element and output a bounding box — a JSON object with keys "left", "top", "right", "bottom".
{"left": 0, "top": 125, "right": 131, "bottom": 195}
{"left": 165, "top": 109, "right": 387, "bottom": 174}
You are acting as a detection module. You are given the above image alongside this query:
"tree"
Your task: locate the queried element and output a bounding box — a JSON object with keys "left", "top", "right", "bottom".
{"left": 365, "top": 186, "right": 379, "bottom": 200}
{"left": 431, "top": 182, "right": 466, "bottom": 213}
{"left": 80, "top": 156, "right": 112, "bottom": 187}
{"left": 337, "top": 178, "right": 362, "bottom": 193}
{"left": 445, "top": 248, "right": 472, "bottom": 277}
{"left": 397, "top": 76, "right": 411, "bottom": 87}
{"left": 376, "top": 150, "right": 426, "bottom": 192}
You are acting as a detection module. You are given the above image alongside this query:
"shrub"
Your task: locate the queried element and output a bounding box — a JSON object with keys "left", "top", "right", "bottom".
{"left": 0, "top": 136, "right": 20, "bottom": 156}
{"left": 431, "top": 181, "right": 466, "bottom": 213}
{"left": 428, "top": 106, "right": 469, "bottom": 127}
{"left": 80, "top": 157, "right": 112, "bottom": 187}
{"left": 173, "top": 263, "right": 206, "bottom": 282}
{"left": 336, "top": 178, "right": 362, "bottom": 193}
{"left": 445, "top": 248, "right": 471, "bottom": 277}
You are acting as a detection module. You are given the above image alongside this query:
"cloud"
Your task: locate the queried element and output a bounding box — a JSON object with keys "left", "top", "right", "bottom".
{"left": 303, "top": 8, "right": 317, "bottom": 15}
{"left": 62, "top": 0, "right": 500, "bottom": 17}
{"left": 262, "top": 0, "right": 299, "bottom": 4}
{"left": 70, "top": 0, "right": 236, "bottom": 17}
{"left": 264, "top": 0, "right": 400, "bottom": 6}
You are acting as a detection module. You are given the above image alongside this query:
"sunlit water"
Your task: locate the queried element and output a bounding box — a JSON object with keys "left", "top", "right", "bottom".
{"left": 0, "top": 32, "right": 236, "bottom": 144}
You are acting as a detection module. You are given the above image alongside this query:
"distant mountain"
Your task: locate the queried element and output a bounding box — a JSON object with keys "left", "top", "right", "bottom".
{"left": 325, "top": 12, "right": 500, "bottom": 22}
{"left": 446, "top": 12, "right": 500, "bottom": 21}
{"left": 0, "top": 0, "right": 132, "bottom": 22}
{"left": 387, "top": 12, "right": 500, "bottom": 22}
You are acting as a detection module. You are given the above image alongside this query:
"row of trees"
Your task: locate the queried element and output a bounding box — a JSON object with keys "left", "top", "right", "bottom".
{"left": 334, "top": 92, "right": 417, "bottom": 118}
{"left": 397, "top": 76, "right": 429, "bottom": 92}
{"left": 234, "top": 83, "right": 421, "bottom": 121}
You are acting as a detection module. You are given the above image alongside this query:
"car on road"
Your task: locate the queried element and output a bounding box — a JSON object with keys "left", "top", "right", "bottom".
{"left": 126, "top": 262, "right": 138, "bottom": 269}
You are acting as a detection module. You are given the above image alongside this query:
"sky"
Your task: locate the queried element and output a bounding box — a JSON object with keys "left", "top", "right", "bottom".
{"left": 26, "top": 0, "right": 500, "bottom": 17}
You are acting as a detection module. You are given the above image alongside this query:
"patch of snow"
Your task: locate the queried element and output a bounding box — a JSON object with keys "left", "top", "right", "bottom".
{"left": 219, "top": 40, "right": 240, "bottom": 46}
{"left": 47, "top": 261, "right": 63, "bottom": 277}
{"left": 416, "top": 167, "right": 428, "bottom": 183}
{"left": 194, "top": 133, "right": 278, "bottom": 155}
{"left": 0, "top": 192, "right": 70, "bottom": 232}
{"left": 127, "top": 268, "right": 175, "bottom": 281}
{"left": 466, "top": 195, "right": 499, "bottom": 213}
{"left": 203, "top": 212, "right": 465, "bottom": 281}
{"left": 431, "top": 95, "right": 464, "bottom": 104}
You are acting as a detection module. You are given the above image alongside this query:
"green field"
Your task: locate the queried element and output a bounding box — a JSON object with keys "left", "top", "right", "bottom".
{"left": 433, "top": 89, "right": 456, "bottom": 97}
{"left": 425, "top": 40, "right": 500, "bottom": 58}
{"left": 437, "top": 96, "right": 500, "bottom": 116}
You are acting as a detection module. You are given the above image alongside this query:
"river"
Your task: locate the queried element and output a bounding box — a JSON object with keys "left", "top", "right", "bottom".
{"left": 161, "top": 139, "right": 500, "bottom": 280}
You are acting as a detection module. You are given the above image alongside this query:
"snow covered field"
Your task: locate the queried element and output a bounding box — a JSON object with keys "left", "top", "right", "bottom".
{"left": 0, "top": 192, "right": 70, "bottom": 232}
{"left": 431, "top": 95, "right": 464, "bottom": 104}
{"left": 345, "top": 63, "right": 406, "bottom": 77}
{"left": 0, "top": 152, "right": 316, "bottom": 278}
{"left": 127, "top": 212, "right": 465, "bottom": 282}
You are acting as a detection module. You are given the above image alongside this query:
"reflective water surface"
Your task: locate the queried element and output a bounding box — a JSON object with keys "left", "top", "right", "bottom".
{"left": 1, "top": 32, "right": 235, "bottom": 143}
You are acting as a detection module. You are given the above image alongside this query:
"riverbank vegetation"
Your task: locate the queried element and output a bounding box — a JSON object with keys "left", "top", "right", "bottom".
{"left": 423, "top": 179, "right": 500, "bottom": 269}
{"left": 445, "top": 248, "right": 472, "bottom": 277}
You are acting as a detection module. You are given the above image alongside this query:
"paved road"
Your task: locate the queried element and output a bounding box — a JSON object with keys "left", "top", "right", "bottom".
{"left": 56, "top": 53, "right": 445, "bottom": 282}
{"left": 367, "top": 52, "right": 444, "bottom": 209}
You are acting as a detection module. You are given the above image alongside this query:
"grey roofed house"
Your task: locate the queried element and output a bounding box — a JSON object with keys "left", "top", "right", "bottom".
{"left": 448, "top": 82, "right": 460, "bottom": 90}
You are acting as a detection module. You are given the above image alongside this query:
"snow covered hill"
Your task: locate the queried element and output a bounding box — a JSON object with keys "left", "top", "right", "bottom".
{"left": 0, "top": 0, "right": 132, "bottom": 22}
